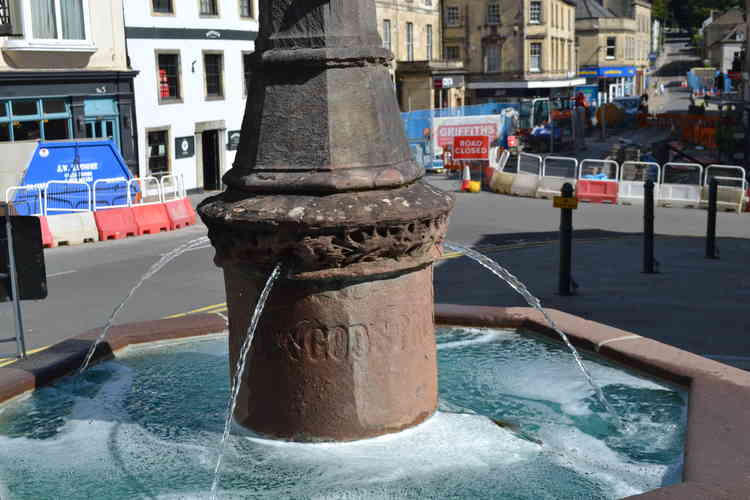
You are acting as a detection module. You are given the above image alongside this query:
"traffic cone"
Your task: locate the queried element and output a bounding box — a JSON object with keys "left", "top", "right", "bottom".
{"left": 461, "top": 165, "right": 471, "bottom": 191}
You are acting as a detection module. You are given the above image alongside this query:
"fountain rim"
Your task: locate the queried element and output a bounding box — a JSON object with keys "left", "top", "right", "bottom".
{"left": 0, "top": 305, "right": 748, "bottom": 500}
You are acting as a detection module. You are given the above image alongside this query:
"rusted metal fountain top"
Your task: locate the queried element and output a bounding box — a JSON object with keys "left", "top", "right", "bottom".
{"left": 198, "top": 0, "right": 453, "bottom": 441}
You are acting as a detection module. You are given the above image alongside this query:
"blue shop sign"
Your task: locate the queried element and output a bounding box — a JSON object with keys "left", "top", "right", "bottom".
{"left": 579, "top": 66, "right": 637, "bottom": 78}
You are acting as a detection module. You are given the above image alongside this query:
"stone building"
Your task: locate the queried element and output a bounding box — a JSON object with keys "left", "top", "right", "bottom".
{"left": 125, "top": 0, "right": 258, "bottom": 191}
{"left": 442, "top": 0, "right": 583, "bottom": 104}
{"left": 375, "top": 0, "right": 466, "bottom": 110}
{"left": 576, "top": 0, "right": 652, "bottom": 101}
{"left": 0, "top": 0, "right": 138, "bottom": 171}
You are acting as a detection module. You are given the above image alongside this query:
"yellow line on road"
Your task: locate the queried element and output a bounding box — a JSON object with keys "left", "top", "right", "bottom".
{"left": 164, "top": 302, "right": 227, "bottom": 319}
{"left": 0, "top": 345, "right": 52, "bottom": 367}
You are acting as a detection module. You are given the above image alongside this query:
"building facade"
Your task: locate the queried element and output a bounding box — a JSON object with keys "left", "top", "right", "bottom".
{"left": 442, "top": 0, "right": 583, "bottom": 104}
{"left": 124, "top": 0, "right": 258, "bottom": 191}
{"left": 576, "top": 0, "right": 651, "bottom": 101}
{"left": 375, "top": 0, "right": 466, "bottom": 110}
{"left": 0, "top": 0, "right": 138, "bottom": 172}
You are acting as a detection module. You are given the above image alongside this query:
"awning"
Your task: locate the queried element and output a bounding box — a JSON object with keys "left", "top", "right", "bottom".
{"left": 467, "top": 78, "right": 586, "bottom": 90}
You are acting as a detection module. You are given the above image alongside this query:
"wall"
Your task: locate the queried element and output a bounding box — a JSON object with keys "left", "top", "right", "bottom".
{"left": 125, "top": 0, "right": 258, "bottom": 191}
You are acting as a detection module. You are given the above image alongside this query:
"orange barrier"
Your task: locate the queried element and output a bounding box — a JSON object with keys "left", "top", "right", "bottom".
{"left": 38, "top": 216, "right": 55, "bottom": 248}
{"left": 180, "top": 198, "right": 197, "bottom": 225}
{"left": 132, "top": 204, "right": 171, "bottom": 235}
{"left": 94, "top": 207, "right": 139, "bottom": 240}
{"left": 576, "top": 180, "right": 619, "bottom": 204}
{"left": 164, "top": 200, "right": 195, "bottom": 230}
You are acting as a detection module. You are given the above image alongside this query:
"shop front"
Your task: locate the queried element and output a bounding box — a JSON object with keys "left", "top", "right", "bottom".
{"left": 579, "top": 66, "right": 637, "bottom": 103}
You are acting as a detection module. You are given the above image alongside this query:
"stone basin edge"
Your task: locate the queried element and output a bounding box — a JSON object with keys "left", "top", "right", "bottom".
{"left": 434, "top": 304, "right": 750, "bottom": 500}
{"left": 0, "top": 306, "right": 747, "bottom": 499}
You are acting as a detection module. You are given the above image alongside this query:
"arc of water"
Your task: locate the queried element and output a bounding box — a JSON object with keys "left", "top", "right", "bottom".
{"left": 443, "top": 242, "right": 622, "bottom": 427}
{"left": 78, "top": 236, "right": 210, "bottom": 374}
{"left": 210, "top": 263, "right": 282, "bottom": 499}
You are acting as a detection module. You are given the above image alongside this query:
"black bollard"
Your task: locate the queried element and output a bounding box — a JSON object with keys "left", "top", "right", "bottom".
{"left": 706, "top": 178, "right": 719, "bottom": 259}
{"left": 558, "top": 183, "right": 574, "bottom": 295}
{"left": 643, "top": 179, "right": 656, "bottom": 273}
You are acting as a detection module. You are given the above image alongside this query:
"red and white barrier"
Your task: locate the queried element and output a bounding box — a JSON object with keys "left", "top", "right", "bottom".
{"left": 577, "top": 160, "right": 619, "bottom": 204}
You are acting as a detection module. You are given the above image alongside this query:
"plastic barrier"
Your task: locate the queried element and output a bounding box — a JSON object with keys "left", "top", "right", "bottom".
{"left": 93, "top": 177, "right": 131, "bottom": 211}
{"left": 46, "top": 212, "right": 99, "bottom": 246}
{"left": 38, "top": 216, "right": 55, "bottom": 248}
{"left": 94, "top": 208, "right": 139, "bottom": 240}
{"left": 45, "top": 180, "right": 91, "bottom": 215}
{"left": 129, "top": 177, "right": 171, "bottom": 234}
{"left": 180, "top": 198, "right": 197, "bottom": 225}
{"left": 536, "top": 156, "right": 578, "bottom": 199}
{"left": 6, "top": 186, "right": 44, "bottom": 216}
{"left": 160, "top": 174, "right": 185, "bottom": 202}
{"left": 658, "top": 163, "right": 703, "bottom": 208}
{"left": 488, "top": 149, "right": 514, "bottom": 194}
{"left": 164, "top": 199, "right": 194, "bottom": 230}
{"left": 699, "top": 165, "right": 747, "bottom": 214}
{"left": 618, "top": 161, "right": 661, "bottom": 205}
{"left": 510, "top": 153, "right": 542, "bottom": 197}
{"left": 576, "top": 160, "right": 619, "bottom": 204}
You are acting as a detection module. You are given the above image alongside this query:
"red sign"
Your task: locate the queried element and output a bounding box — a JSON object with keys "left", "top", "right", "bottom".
{"left": 437, "top": 123, "right": 498, "bottom": 147}
{"left": 507, "top": 135, "right": 518, "bottom": 147}
{"left": 453, "top": 136, "right": 489, "bottom": 160}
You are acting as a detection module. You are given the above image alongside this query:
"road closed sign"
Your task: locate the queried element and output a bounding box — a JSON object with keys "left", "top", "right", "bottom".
{"left": 452, "top": 136, "right": 489, "bottom": 160}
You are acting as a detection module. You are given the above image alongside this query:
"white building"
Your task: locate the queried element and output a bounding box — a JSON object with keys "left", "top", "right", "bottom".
{"left": 124, "top": 0, "right": 258, "bottom": 191}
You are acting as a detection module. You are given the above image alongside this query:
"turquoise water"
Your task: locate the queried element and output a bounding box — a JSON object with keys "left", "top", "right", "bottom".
{"left": 0, "top": 328, "right": 687, "bottom": 499}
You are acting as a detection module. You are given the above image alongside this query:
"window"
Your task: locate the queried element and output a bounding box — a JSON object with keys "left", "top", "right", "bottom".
{"left": 485, "top": 45, "right": 500, "bottom": 72}
{"left": 487, "top": 2, "right": 500, "bottom": 25}
{"left": 157, "top": 52, "right": 181, "bottom": 102}
{"left": 426, "top": 24, "right": 433, "bottom": 61}
{"left": 382, "top": 19, "right": 391, "bottom": 52}
{"left": 199, "top": 0, "right": 218, "bottom": 16}
{"left": 530, "top": 42, "right": 541, "bottom": 71}
{"left": 239, "top": 0, "right": 252, "bottom": 18}
{"left": 152, "top": 0, "right": 173, "bottom": 14}
{"left": 204, "top": 53, "right": 224, "bottom": 98}
{"left": 147, "top": 130, "right": 170, "bottom": 177}
{"left": 406, "top": 22, "right": 414, "bottom": 61}
{"left": 446, "top": 6, "right": 460, "bottom": 27}
{"left": 0, "top": 98, "right": 72, "bottom": 142}
{"left": 606, "top": 37, "right": 616, "bottom": 59}
{"left": 445, "top": 45, "right": 460, "bottom": 60}
{"left": 530, "top": 1, "right": 541, "bottom": 23}
{"left": 0, "top": 0, "right": 12, "bottom": 34}
{"left": 243, "top": 52, "right": 252, "bottom": 95}
{"left": 30, "top": 0, "right": 86, "bottom": 40}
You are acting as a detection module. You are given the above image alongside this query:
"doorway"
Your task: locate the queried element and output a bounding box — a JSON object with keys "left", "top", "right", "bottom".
{"left": 202, "top": 130, "right": 221, "bottom": 190}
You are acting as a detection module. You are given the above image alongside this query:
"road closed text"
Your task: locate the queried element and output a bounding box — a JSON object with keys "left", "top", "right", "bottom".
{"left": 452, "top": 136, "right": 489, "bottom": 160}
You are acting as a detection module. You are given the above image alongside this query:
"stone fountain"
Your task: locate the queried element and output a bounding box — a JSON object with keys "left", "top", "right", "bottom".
{"left": 198, "top": 0, "right": 454, "bottom": 442}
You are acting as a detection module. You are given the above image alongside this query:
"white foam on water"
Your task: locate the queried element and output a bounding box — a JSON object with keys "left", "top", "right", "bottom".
{"left": 437, "top": 330, "right": 514, "bottom": 350}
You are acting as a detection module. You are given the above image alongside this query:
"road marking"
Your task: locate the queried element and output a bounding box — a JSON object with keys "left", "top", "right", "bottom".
{"left": 0, "top": 345, "right": 52, "bottom": 367}
{"left": 48, "top": 270, "right": 77, "bottom": 278}
{"left": 164, "top": 302, "right": 227, "bottom": 319}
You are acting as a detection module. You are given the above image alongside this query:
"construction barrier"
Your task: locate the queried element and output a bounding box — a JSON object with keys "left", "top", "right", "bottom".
{"left": 164, "top": 199, "right": 194, "bottom": 229}
{"left": 576, "top": 160, "right": 619, "bottom": 204}
{"left": 160, "top": 174, "right": 185, "bottom": 202}
{"left": 46, "top": 212, "right": 99, "bottom": 246}
{"left": 38, "top": 216, "right": 55, "bottom": 248}
{"left": 658, "top": 163, "right": 703, "bottom": 208}
{"left": 488, "top": 149, "right": 515, "bottom": 194}
{"left": 510, "top": 153, "right": 542, "bottom": 197}
{"left": 536, "top": 156, "right": 578, "bottom": 199}
{"left": 180, "top": 198, "right": 198, "bottom": 225}
{"left": 45, "top": 180, "right": 91, "bottom": 215}
{"left": 92, "top": 178, "right": 139, "bottom": 240}
{"left": 700, "top": 165, "right": 747, "bottom": 214}
{"left": 129, "top": 177, "right": 171, "bottom": 234}
{"left": 618, "top": 162, "right": 661, "bottom": 205}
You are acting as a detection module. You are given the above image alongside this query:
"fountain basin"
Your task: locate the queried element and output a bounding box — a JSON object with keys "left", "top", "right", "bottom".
{"left": 0, "top": 306, "right": 748, "bottom": 499}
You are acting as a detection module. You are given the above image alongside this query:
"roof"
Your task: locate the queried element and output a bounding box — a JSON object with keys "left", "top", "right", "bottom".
{"left": 575, "top": 0, "right": 617, "bottom": 20}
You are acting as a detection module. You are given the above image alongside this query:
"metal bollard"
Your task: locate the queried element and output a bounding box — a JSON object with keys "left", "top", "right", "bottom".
{"left": 643, "top": 179, "right": 657, "bottom": 273}
{"left": 706, "top": 178, "right": 719, "bottom": 259}
{"left": 558, "top": 183, "right": 574, "bottom": 295}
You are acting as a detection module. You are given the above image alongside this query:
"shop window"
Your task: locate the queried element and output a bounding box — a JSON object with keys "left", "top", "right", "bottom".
{"left": 30, "top": 0, "right": 86, "bottom": 40}
{"left": 199, "top": 0, "right": 218, "bottom": 16}
{"left": 43, "top": 119, "right": 69, "bottom": 140}
{"left": 43, "top": 99, "right": 66, "bottom": 114}
{"left": 12, "top": 100, "right": 38, "bottom": 116}
{"left": 157, "top": 52, "right": 181, "bottom": 102}
{"left": 13, "top": 121, "right": 41, "bottom": 141}
{"left": 239, "top": 0, "right": 252, "bottom": 18}
{"left": 0, "top": 123, "right": 9, "bottom": 142}
{"left": 147, "top": 130, "right": 170, "bottom": 177}
{"left": 204, "top": 53, "right": 224, "bottom": 99}
{"left": 152, "top": 0, "right": 173, "bottom": 14}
